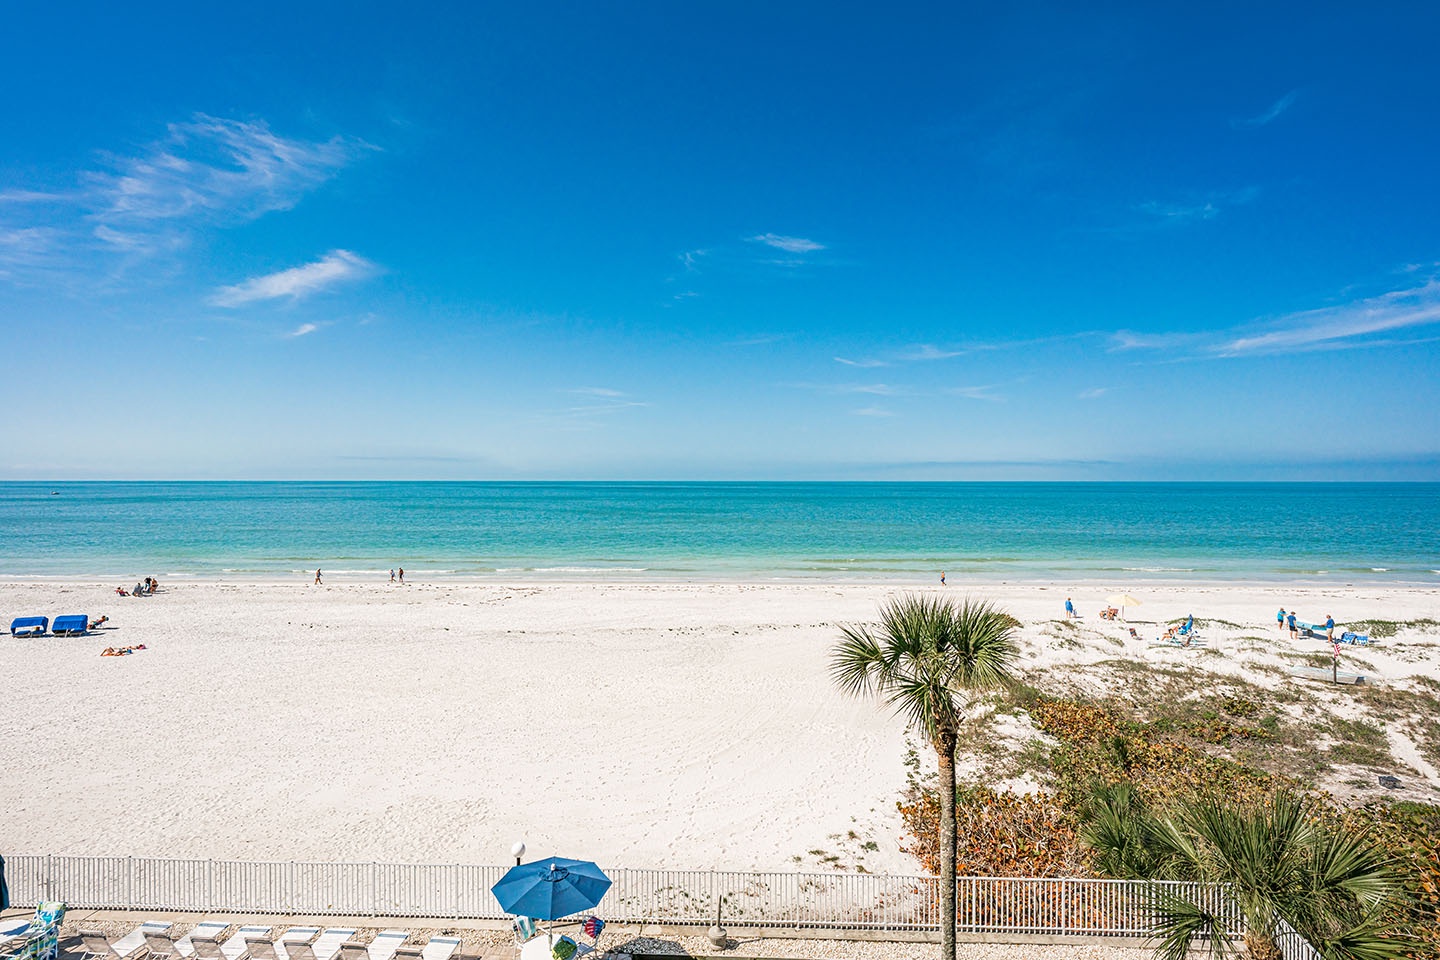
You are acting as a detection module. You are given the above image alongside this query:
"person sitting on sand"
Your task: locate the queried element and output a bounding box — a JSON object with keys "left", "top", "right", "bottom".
{"left": 1128, "top": 627, "right": 1142, "bottom": 641}
{"left": 115, "top": 587, "right": 129, "bottom": 597}
{"left": 133, "top": 582, "right": 145, "bottom": 597}
{"left": 1099, "top": 606, "right": 1119, "bottom": 620}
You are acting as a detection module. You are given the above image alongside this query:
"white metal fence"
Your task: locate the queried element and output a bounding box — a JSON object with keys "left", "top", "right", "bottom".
{"left": 2, "top": 854, "right": 1249, "bottom": 937}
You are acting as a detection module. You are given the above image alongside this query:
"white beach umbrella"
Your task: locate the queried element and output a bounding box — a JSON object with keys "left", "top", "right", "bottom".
{"left": 1106, "top": 593, "right": 1142, "bottom": 619}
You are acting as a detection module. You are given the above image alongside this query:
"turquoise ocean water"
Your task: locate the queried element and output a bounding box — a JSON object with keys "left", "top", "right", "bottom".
{"left": 0, "top": 482, "right": 1436, "bottom": 582}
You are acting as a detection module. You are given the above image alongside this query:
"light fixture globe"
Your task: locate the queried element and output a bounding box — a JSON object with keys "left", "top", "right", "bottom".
{"left": 511, "top": 841, "right": 527, "bottom": 865}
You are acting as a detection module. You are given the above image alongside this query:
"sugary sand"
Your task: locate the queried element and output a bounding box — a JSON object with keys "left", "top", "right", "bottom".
{"left": 1, "top": 579, "right": 1437, "bottom": 871}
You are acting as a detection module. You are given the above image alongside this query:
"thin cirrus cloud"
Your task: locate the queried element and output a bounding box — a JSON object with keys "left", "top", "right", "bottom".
{"left": 749, "top": 233, "right": 825, "bottom": 253}
{"left": 211, "top": 250, "right": 377, "bottom": 307}
{"left": 1233, "top": 90, "right": 1299, "bottom": 129}
{"left": 88, "top": 114, "right": 370, "bottom": 230}
{"left": 1112, "top": 277, "right": 1440, "bottom": 358}
{"left": 0, "top": 114, "right": 371, "bottom": 279}
{"left": 286, "top": 323, "right": 319, "bottom": 338}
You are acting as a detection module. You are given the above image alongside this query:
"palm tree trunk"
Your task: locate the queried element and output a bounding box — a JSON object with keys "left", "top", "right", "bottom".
{"left": 936, "top": 730, "right": 958, "bottom": 960}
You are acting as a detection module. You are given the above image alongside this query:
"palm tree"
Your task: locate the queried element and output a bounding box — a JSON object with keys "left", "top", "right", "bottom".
{"left": 1082, "top": 787, "right": 1408, "bottom": 960}
{"left": 831, "top": 594, "right": 1019, "bottom": 960}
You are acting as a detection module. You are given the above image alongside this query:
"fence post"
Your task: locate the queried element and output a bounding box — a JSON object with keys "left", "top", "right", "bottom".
{"left": 371, "top": 862, "right": 378, "bottom": 917}
{"left": 127, "top": 856, "right": 133, "bottom": 908}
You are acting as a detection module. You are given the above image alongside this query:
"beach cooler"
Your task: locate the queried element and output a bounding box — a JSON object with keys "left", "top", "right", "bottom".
{"left": 9, "top": 616, "right": 48, "bottom": 637}
{"left": 51, "top": 615, "right": 89, "bottom": 636}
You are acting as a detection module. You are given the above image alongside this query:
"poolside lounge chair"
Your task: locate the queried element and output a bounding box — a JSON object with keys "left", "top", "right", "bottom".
{"left": 273, "top": 928, "right": 320, "bottom": 960}
{"left": 176, "top": 924, "right": 231, "bottom": 958}
{"left": 51, "top": 614, "right": 89, "bottom": 636}
{"left": 3, "top": 907, "right": 66, "bottom": 960}
{"left": 79, "top": 922, "right": 173, "bottom": 960}
{"left": 220, "top": 927, "right": 272, "bottom": 960}
{"left": 144, "top": 931, "right": 183, "bottom": 960}
{"left": 364, "top": 932, "right": 408, "bottom": 960}
{"left": 334, "top": 943, "right": 367, "bottom": 960}
{"left": 391, "top": 948, "right": 421, "bottom": 960}
{"left": 308, "top": 930, "right": 357, "bottom": 960}
{"left": 187, "top": 938, "right": 226, "bottom": 960}
{"left": 418, "top": 938, "right": 460, "bottom": 960}
{"left": 9, "top": 617, "right": 47, "bottom": 637}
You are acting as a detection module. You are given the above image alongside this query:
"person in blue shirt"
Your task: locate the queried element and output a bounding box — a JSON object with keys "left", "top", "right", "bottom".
{"left": 1325, "top": 614, "right": 1335, "bottom": 640}
{"left": 1185, "top": 614, "right": 1194, "bottom": 633}
{"left": 1065, "top": 597, "right": 1075, "bottom": 619}
{"left": 1277, "top": 608, "right": 1286, "bottom": 631}
{"left": 1287, "top": 611, "right": 1298, "bottom": 639}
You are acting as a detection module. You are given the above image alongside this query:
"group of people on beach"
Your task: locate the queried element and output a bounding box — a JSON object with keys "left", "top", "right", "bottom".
{"left": 313, "top": 568, "right": 406, "bottom": 584}
{"left": 115, "top": 577, "right": 159, "bottom": 597}
{"left": 1278, "top": 607, "right": 1337, "bottom": 640}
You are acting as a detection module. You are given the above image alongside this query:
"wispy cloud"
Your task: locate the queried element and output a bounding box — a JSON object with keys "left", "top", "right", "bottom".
{"left": 1078, "top": 387, "right": 1108, "bottom": 399}
{"left": 946, "top": 385, "right": 1003, "bottom": 401}
{"left": 569, "top": 387, "right": 627, "bottom": 397}
{"left": 1114, "top": 277, "right": 1440, "bottom": 359}
{"left": 212, "top": 250, "right": 376, "bottom": 307}
{"left": 0, "top": 114, "right": 372, "bottom": 286}
{"left": 749, "top": 233, "right": 825, "bottom": 253}
{"left": 851, "top": 406, "right": 895, "bottom": 417}
{"left": 834, "top": 356, "right": 890, "bottom": 368}
{"left": 89, "top": 114, "right": 369, "bottom": 228}
{"left": 1219, "top": 279, "right": 1440, "bottom": 356}
{"left": 900, "top": 344, "right": 965, "bottom": 361}
{"left": 678, "top": 249, "right": 707, "bottom": 271}
{"left": 1233, "top": 90, "right": 1299, "bottom": 129}
{"left": 1137, "top": 186, "right": 1259, "bottom": 225}
{"left": 286, "top": 323, "right": 319, "bottom": 338}
{"left": 730, "top": 334, "right": 785, "bottom": 347}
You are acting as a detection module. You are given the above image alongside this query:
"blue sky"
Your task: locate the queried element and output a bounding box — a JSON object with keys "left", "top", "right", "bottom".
{"left": 4, "top": 2, "right": 1440, "bottom": 480}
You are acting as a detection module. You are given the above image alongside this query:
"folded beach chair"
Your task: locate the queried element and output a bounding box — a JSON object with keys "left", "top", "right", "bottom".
{"left": 418, "top": 938, "right": 460, "bottom": 960}
{"left": 51, "top": 614, "right": 89, "bottom": 636}
{"left": 9, "top": 617, "right": 47, "bottom": 637}
{"left": 221, "top": 927, "right": 272, "bottom": 960}
{"left": 176, "top": 924, "right": 231, "bottom": 958}
{"left": 364, "top": 932, "right": 408, "bottom": 960}
{"left": 308, "top": 930, "right": 357, "bottom": 960}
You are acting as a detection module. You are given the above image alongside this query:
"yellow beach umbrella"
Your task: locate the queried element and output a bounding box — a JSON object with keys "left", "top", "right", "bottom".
{"left": 1106, "top": 594, "right": 1142, "bottom": 619}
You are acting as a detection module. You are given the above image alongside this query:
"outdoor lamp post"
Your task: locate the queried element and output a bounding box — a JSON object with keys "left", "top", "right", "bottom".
{"left": 511, "top": 841, "right": 526, "bottom": 866}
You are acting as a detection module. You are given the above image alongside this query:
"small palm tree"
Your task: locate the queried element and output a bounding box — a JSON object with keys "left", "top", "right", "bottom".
{"left": 831, "top": 594, "right": 1018, "bottom": 960}
{"left": 1082, "top": 787, "right": 1408, "bottom": 960}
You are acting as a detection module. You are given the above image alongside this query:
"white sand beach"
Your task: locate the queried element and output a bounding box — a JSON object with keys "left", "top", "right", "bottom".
{"left": 2, "top": 579, "right": 1437, "bottom": 871}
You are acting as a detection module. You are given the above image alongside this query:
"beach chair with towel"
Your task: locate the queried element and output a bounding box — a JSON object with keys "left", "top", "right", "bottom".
{"left": 8, "top": 617, "right": 47, "bottom": 637}
{"left": 1340, "top": 631, "right": 1372, "bottom": 645}
{"left": 176, "top": 924, "right": 232, "bottom": 958}
{"left": 51, "top": 615, "right": 89, "bottom": 636}
{"left": 1, "top": 903, "right": 66, "bottom": 960}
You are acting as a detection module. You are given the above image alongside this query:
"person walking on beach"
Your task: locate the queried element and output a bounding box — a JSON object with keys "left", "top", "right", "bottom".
{"left": 940, "top": 571, "right": 946, "bottom": 586}
{"left": 315, "top": 568, "right": 322, "bottom": 585}
{"left": 1277, "top": 608, "right": 1286, "bottom": 631}
{"left": 1064, "top": 597, "right": 1075, "bottom": 619}
{"left": 390, "top": 569, "right": 396, "bottom": 583}
{"left": 398, "top": 567, "right": 404, "bottom": 584}
{"left": 1287, "top": 610, "right": 1298, "bottom": 639}
{"left": 1326, "top": 614, "right": 1336, "bottom": 641}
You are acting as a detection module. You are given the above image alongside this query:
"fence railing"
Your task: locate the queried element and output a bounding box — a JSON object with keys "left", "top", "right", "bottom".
{"left": 4, "top": 854, "right": 1263, "bottom": 942}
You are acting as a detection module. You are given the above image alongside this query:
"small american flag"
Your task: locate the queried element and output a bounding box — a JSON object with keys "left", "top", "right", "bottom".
{"left": 583, "top": 916, "right": 605, "bottom": 940}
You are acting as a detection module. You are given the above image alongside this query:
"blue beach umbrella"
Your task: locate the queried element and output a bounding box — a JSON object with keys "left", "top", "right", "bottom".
{"left": 491, "top": 858, "right": 612, "bottom": 921}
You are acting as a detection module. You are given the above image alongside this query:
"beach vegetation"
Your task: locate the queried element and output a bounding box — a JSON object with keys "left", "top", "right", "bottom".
{"left": 1080, "top": 787, "right": 1411, "bottom": 960}
{"left": 832, "top": 594, "right": 1019, "bottom": 960}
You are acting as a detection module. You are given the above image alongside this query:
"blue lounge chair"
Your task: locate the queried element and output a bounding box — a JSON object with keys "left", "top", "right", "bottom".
{"left": 9, "top": 616, "right": 48, "bottom": 637}
{"left": 51, "top": 615, "right": 89, "bottom": 636}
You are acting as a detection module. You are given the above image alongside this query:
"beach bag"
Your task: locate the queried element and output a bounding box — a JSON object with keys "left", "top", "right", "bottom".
{"left": 550, "top": 936, "right": 577, "bottom": 960}
{"left": 511, "top": 917, "right": 538, "bottom": 943}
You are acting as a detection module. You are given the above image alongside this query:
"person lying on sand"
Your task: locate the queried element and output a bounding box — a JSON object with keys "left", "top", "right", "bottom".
{"left": 101, "top": 644, "right": 146, "bottom": 657}
{"left": 89, "top": 615, "right": 109, "bottom": 629}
